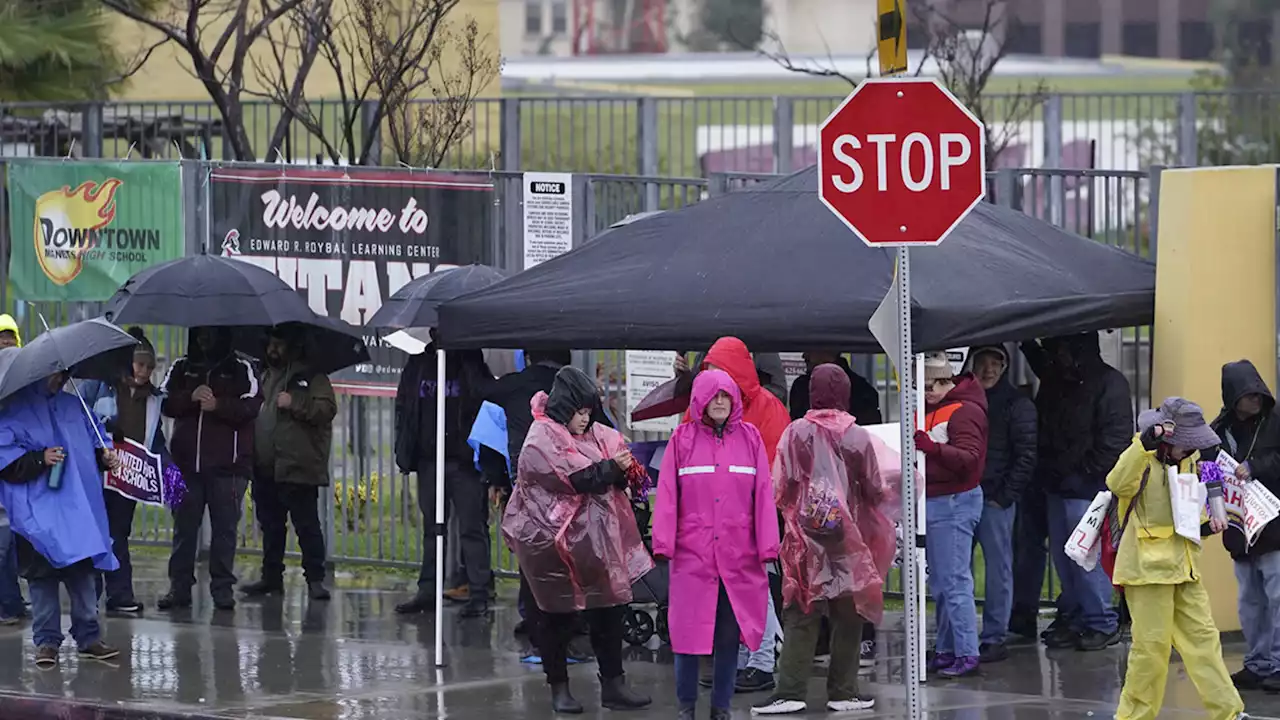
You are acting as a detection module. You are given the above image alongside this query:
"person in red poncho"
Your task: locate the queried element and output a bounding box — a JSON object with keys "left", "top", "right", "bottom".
{"left": 501, "top": 366, "right": 653, "bottom": 715}
{"left": 752, "top": 364, "right": 899, "bottom": 716}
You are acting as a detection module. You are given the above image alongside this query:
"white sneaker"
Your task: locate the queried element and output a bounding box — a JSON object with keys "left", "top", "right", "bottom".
{"left": 751, "top": 698, "right": 806, "bottom": 715}
{"left": 828, "top": 696, "right": 876, "bottom": 713}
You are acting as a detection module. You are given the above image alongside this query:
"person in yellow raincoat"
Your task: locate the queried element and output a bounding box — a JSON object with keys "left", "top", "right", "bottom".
{"left": 1108, "top": 397, "right": 1247, "bottom": 720}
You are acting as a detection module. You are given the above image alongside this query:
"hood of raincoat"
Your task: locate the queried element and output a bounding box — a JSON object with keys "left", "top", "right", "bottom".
{"left": 695, "top": 337, "right": 791, "bottom": 463}
{"left": 703, "top": 337, "right": 760, "bottom": 397}
{"left": 1218, "top": 359, "right": 1275, "bottom": 420}
{"left": 0, "top": 315, "right": 21, "bottom": 347}
{"left": 689, "top": 369, "right": 743, "bottom": 427}
{"left": 810, "top": 364, "right": 850, "bottom": 412}
{"left": 544, "top": 366, "right": 600, "bottom": 427}
{"left": 776, "top": 409, "right": 901, "bottom": 621}
{"left": 0, "top": 383, "right": 117, "bottom": 572}
{"left": 503, "top": 392, "right": 653, "bottom": 613}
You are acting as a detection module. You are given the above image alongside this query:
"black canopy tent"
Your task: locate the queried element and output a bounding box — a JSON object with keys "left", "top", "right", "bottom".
{"left": 437, "top": 167, "right": 1155, "bottom": 352}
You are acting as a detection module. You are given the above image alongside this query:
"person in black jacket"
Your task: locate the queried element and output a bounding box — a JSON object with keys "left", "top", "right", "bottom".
{"left": 159, "top": 327, "right": 262, "bottom": 613}
{"left": 393, "top": 330, "right": 494, "bottom": 617}
{"left": 1212, "top": 360, "right": 1280, "bottom": 692}
{"left": 969, "top": 346, "right": 1036, "bottom": 663}
{"left": 1018, "top": 333, "right": 1132, "bottom": 651}
{"left": 788, "top": 352, "right": 882, "bottom": 425}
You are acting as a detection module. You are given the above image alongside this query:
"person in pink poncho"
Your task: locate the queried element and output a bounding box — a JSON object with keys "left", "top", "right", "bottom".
{"left": 653, "top": 369, "right": 780, "bottom": 720}
{"left": 752, "top": 364, "right": 900, "bottom": 716}
{"left": 501, "top": 366, "right": 653, "bottom": 715}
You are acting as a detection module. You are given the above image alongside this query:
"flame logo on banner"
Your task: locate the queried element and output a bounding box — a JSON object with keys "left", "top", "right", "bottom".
{"left": 33, "top": 179, "right": 122, "bottom": 286}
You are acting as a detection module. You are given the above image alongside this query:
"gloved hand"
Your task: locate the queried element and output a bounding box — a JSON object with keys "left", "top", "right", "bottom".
{"left": 913, "top": 430, "right": 939, "bottom": 455}
{"left": 1140, "top": 422, "right": 1170, "bottom": 451}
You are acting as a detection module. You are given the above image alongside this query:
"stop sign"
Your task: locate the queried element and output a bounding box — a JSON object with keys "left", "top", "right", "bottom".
{"left": 818, "top": 78, "right": 986, "bottom": 247}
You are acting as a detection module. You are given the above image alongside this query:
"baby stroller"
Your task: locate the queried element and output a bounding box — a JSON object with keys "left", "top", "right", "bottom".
{"left": 623, "top": 488, "right": 671, "bottom": 646}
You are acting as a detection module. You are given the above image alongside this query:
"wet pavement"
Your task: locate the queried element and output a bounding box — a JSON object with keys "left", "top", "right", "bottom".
{"left": 1, "top": 556, "right": 1279, "bottom": 719}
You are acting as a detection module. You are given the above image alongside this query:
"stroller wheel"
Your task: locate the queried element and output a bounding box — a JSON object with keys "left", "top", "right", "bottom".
{"left": 622, "top": 608, "right": 655, "bottom": 646}
{"left": 656, "top": 607, "right": 669, "bottom": 644}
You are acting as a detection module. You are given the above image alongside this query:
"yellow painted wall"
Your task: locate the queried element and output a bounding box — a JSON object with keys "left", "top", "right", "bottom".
{"left": 1152, "top": 165, "right": 1278, "bottom": 632}
{"left": 112, "top": 0, "right": 500, "bottom": 102}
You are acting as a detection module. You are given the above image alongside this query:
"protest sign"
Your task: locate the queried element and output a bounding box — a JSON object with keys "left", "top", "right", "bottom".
{"left": 1216, "top": 450, "right": 1280, "bottom": 546}
{"left": 104, "top": 438, "right": 165, "bottom": 507}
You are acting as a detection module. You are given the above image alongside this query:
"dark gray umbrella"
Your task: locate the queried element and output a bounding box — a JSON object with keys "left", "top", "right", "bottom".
{"left": 0, "top": 318, "right": 139, "bottom": 402}
{"left": 366, "top": 265, "right": 508, "bottom": 330}
{"left": 104, "top": 255, "right": 315, "bottom": 328}
{"left": 233, "top": 316, "right": 371, "bottom": 375}
{"left": 438, "top": 166, "right": 1155, "bottom": 352}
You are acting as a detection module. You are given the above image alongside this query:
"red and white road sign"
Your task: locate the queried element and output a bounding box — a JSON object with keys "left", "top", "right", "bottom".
{"left": 818, "top": 77, "right": 986, "bottom": 247}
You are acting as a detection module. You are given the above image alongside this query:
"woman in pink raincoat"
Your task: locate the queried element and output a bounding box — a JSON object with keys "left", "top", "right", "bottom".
{"left": 653, "top": 369, "right": 780, "bottom": 720}
{"left": 502, "top": 366, "right": 653, "bottom": 715}
{"left": 752, "top": 364, "right": 900, "bottom": 716}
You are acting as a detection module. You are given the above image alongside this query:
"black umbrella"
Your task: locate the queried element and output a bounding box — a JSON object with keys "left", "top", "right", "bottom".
{"left": 366, "top": 265, "right": 508, "bottom": 330}
{"left": 104, "top": 255, "right": 315, "bottom": 328}
{"left": 0, "top": 318, "right": 139, "bottom": 402}
{"left": 438, "top": 166, "right": 1155, "bottom": 352}
{"left": 233, "top": 316, "right": 371, "bottom": 375}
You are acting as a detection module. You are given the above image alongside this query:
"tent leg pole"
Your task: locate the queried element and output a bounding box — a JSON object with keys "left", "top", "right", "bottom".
{"left": 435, "top": 347, "right": 448, "bottom": 668}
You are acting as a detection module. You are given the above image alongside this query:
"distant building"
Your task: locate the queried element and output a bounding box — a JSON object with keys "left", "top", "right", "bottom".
{"left": 504, "top": 0, "right": 1271, "bottom": 63}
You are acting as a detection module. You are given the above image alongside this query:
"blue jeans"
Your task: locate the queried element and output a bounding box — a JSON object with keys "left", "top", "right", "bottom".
{"left": 926, "top": 486, "right": 983, "bottom": 658}
{"left": 29, "top": 567, "right": 101, "bottom": 650}
{"left": 1047, "top": 493, "right": 1118, "bottom": 634}
{"left": 675, "top": 583, "right": 740, "bottom": 711}
{"left": 739, "top": 583, "right": 781, "bottom": 673}
{"left": 1235, "top": 552, "right": 1280, "bottom": 676}
{"left": 0, "top": 527, "right": 25, "bottom": 618}
{"left": 976, "top": 502, "right": 1017, "bottom": 645}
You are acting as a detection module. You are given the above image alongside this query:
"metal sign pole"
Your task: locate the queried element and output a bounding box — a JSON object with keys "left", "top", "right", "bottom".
{"left": 896, "top": 245, "right": 922, "bottom": 718}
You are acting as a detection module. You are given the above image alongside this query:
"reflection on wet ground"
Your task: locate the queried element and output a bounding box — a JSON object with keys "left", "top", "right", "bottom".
{"left": 0, "top": 557, "right": 1276, "bottom": 718}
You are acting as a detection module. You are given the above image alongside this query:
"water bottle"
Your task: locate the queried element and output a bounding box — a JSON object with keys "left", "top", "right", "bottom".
{"left": 48, "top": 460, "right": 64, "bottom": 491}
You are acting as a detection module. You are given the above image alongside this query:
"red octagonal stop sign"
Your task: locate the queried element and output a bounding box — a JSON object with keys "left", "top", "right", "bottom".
{"left": 818, "top": 78, "right": 986, "bottom": 247}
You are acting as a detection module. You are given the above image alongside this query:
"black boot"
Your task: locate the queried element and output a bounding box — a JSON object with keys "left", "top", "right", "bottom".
{"left": 240, "top": 578, "right": 283, "bottom": 597}
{"left": 550, "top": 682, "right": 583, "bottom": 714}
{"left": 710, "top": 707, "right": 731, "bottom": 720}
{"left": 307, "top": 582, "right": 331, "bottom": 601}
{"left": 677, "top": 707, "right": 695, "bottom": 720}
{"left": 459, "top": 597, "right": 490, "bottom": 618}
{"left": 599, "top": 673, "right": 650, "bottom": 709}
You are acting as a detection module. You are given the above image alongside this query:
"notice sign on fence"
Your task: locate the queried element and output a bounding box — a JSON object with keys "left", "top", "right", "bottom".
{"left": 626, "top": 350, "right": 677, "bottom": 433}
{"left": 104, "top": 438, "right": 166, "bottom": 508}
{"left": 6, "top": 159, "right": 185, "bottom": 301}
{"left": 523, "top": 172, "right": 573, "bottom": 268}
{"left": 210, "top": 166, "right": 493, "bottom": 381}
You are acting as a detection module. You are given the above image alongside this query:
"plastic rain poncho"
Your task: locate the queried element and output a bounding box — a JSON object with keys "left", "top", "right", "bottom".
{"left": 501, "top": 389, "right": 652, "bottom": 614}
{"left": 775, "top": 406, "right": 900, "bottom": 623}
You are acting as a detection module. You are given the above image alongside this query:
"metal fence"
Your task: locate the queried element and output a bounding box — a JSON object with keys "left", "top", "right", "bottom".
{"left": 0, "top": 160, "right": 1157, "bottom": 598}
{"left": 7, "top": 90, "right": 1279, "bottom": 175}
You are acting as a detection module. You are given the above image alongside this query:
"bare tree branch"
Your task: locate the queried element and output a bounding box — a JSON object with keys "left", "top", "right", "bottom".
{"left": 100, "top": 0, "right": 315, "bottom": 160}
{"left": 248, "top": 0, "right": 496, "bottom": 167}
{"left": 753, "top": 30, "right": 857, "bottom": 87}
{"left": 104, "top": 35, "right": 171, "bottom": 86}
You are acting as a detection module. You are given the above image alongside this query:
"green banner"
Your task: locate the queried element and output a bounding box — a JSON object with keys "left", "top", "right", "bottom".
{"left": 6, "top": 160, "right": 184, "bottom": 301}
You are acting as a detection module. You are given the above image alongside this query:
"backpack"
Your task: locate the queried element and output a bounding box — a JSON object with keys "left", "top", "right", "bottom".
{"left": 1100, "top": 467, "right": 1149, "bottom": 585}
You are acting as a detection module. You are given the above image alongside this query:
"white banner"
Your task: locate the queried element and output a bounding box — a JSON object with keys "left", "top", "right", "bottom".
{"left": 1216, "top": 451, "right": 1280, "bottom": 545}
